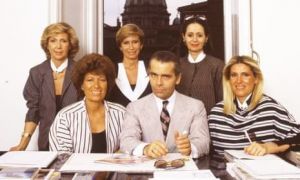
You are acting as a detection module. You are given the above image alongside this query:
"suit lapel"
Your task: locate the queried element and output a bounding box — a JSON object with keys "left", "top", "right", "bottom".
{"left": 144, "top": 95, "right": 165, "bottom": 141}
{"left": 166, "top": 93, "right": 188, "bottom": 149}
{"left": 61, "top": 62, "right": 72, "bottom": 97}
{"left": 44, "top": 61, "right": 55, "bottom": 100}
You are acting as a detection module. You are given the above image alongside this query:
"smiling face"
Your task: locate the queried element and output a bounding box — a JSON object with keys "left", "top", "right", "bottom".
{"left": 148, "top": 59, "right": 181, "bottom": 100}
{"left": 47, "top": 33, "right": 70, "bottom": 62}
{"left": 182, "top": 23, "right": 208, "bottom": 56}
{"left": 229, "top": 63, "right": 258, "bottom": 103}
{"left": 120, "top": 35, "right": 143, "bottom": 61}
{"left": 81, "top": 72, "right": 107, "bottom": 103}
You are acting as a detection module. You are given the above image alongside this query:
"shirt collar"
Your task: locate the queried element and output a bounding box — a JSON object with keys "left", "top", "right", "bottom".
{"left": 154, "top": 90, "right": 177, "bottom": 115}
{"left": 237, "top": 93, "right": 252, "bottom": 111}
{"left": 188, "top": 51, "right": 206, "bottom": 63}
{"left": 50, "top": 59, "right": 68, "bottom": 73}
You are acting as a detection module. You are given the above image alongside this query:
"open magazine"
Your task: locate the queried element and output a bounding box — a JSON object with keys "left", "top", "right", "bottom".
{"left": 94, "top": 154, "right": 150, "bottom": 165}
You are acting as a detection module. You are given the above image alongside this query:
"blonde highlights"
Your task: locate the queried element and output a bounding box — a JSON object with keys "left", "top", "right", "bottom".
{"left": 41, "top": 22, "right": 79, "bottom": 60}
{"left": 223, "top": 56, "right": 264, "bottom": 115}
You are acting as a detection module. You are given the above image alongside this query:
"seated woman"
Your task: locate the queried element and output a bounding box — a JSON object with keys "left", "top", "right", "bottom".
{"left": 49, "top": 53, "right": 126, "bottom": 153}
{"left": 208, "top": 55, "right": 300, "bottom": 156}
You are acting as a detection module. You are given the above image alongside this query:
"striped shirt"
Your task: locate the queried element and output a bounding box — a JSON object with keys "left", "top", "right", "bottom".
{"left": 49, "top": 100, "right": 125, "bottom": 153}
{"left": 208, "top": 95, "right": 300, "bottom": 155}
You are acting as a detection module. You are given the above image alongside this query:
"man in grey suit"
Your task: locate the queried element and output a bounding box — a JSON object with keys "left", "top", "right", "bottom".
{"left": 120, "top": 51, "right": 210, "bottom": 158}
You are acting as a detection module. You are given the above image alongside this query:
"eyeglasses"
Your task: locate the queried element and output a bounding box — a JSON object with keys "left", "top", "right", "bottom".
{"left": 154, "top": 159, "right": 185, "bottom": 169}
{"left": 184, "top": 15, "right": 207, "bottom": 21}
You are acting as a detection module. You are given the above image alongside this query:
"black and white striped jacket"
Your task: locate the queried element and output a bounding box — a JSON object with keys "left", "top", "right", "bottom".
{"left": 208, "top": 95, "right": 300, "bottom": 155}
{"left": 49, "top": 100, "right": 125, "bottom": 153}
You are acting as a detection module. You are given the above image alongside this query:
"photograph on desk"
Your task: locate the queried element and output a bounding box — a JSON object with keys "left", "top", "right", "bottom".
{"left": 95, "top": 153, "right": 150, "bottom": 165}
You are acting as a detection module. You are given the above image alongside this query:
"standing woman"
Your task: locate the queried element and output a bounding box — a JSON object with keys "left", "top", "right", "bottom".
{"left": 49, "top": 53, "right": 125, "bottom": 153}
{"left": 107, "top": 24, "right": 151, "bottom": 107}
{"left": 10, "top": 22, "right": 80, "bottom": 151}
{"left": 177, "top": 17, "right": 224, "bottom": 113}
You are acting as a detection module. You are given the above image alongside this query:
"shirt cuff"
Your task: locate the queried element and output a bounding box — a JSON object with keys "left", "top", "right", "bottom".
{"left": 132, "top": 142, "right": 149, "bottom": 156}
{"left": 190, "top": 143, "right": 199, "bottom": 158}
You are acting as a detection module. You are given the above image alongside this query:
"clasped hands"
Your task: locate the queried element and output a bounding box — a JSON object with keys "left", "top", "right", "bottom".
{"left": 143, "top": 131, "right": 191, "bottom": 158}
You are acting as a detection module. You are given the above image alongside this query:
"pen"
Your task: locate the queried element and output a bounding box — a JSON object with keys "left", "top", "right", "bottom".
{"left": 244, "top": 130, "right": 252, "bottom": 143}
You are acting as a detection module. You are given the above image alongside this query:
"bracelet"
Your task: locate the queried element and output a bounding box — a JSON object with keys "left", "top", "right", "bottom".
{"left": 22, "top": 132, "right": 32, "bottom": 138}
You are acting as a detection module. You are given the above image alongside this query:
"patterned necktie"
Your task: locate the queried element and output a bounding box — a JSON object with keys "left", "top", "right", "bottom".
{"left": 160, "top": 100, "right": 170, "bottom": 138}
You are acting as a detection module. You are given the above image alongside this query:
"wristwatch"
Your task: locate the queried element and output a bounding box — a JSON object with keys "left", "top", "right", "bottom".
{"left": 22, "top": 132, "right": 32, "bottom": 138}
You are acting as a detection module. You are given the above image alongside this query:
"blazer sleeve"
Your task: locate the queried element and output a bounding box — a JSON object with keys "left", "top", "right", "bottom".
{"left": 120, "top": 102, "right": 144, "bottom": 154}
{"left": 49, "top": 112, "right": 73, "bottom": 152}
{"left": 23, "top": 68, "right": 41, "bottom": 124}
{"left": 189, "top": 101, "right": 210, "bottom": 157}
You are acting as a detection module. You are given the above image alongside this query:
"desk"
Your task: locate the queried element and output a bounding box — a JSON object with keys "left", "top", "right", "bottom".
{"left": 48, "top": 153, "right": 235, "bottom": 180}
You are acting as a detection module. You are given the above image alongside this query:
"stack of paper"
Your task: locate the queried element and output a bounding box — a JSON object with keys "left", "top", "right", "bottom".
{"left": 234, "top": 159, "right": 300, "bottom": 179}
{"left": 224, "top": 149, "right": 280, "bottom": 162}
{"left": 0, "top": 151, "right": 58, "bottom": 168}
{"left": 225, "top": 150, "right": 300, "bottom": 179}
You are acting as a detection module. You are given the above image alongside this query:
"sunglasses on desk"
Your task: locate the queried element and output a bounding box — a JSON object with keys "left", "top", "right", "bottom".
{"left": 154, "top": 159, "right": 185, "bottom": 169}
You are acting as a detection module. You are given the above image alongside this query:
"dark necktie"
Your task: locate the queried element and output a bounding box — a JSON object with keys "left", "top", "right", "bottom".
{"left": 160, "top": 100, "right": 170, "bottom": 138}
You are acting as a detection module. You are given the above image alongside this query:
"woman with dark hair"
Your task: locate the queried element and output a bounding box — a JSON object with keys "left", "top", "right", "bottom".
{"left": 177, "top": 16, "right": 224, "bottom": 113}
{"left": 107, "top": 23, "right": 151, "bottom": 107}
{"left": 10, "top": 22, "right": 80, "bottom": 151}
{"left": 49, "top": 53, "right": 125, "bottom": 153}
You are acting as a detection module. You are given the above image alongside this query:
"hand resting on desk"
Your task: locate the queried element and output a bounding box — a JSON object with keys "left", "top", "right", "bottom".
{"left": 244, "top": 141, "right": 290, "bottom": 156}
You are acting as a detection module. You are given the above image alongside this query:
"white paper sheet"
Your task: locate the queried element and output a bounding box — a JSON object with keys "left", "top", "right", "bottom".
{"left": 151, "top": 169, "right": 219, "bottom": 180}
{"left": 0, "top": 151, "right": 58, "bottom": 168}
{"left": 60, "top": 153, "right": 198, "bottom": 173}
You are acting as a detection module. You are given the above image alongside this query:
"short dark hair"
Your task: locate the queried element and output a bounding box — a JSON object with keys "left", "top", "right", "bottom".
{"left": 149, "top": 51, "right": 181, "bottom": 75}
{"left": 72, "top": 53, "right": 116, "bottom": 98}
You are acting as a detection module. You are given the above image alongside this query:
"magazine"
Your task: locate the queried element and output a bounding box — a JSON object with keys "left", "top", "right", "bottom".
{"left": 95, "top": 154, "right": 150, "bottom": 165}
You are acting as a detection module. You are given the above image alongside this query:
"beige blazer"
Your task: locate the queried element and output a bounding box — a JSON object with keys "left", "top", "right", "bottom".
{"left": 120, "top": 91, "right": 210, "bottom": 157}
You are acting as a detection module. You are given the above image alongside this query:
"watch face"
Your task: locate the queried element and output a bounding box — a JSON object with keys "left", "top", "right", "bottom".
{"left": 22, "top": 133, "right": 31, "bottom": 138}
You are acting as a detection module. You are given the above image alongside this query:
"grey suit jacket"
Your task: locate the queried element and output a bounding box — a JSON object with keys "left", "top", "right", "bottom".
{"left": 23, "top": 59, "right": 79, "bottom": 150}
{"left": 120, "top": 91, "right": 210, "bottom": 157}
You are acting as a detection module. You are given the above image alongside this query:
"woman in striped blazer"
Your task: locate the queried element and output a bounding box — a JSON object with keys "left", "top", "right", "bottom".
{"left": 208, "top": 55, "right": 300, "bottom": 156}
{"left": 49, "top": 53, "right": 126, "bottom": 153}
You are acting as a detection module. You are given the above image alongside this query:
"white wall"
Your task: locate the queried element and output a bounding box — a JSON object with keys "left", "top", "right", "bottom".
{"left": 227, "top": 0, "right": 300, "bottom": 122}
{"left": 0, "top": 0, "right": 48, "bottom": 150}
{"left": 0, "top": 0, "right": 99, "bottom": 151}
{"left": 252, "top": 0, "right": 300, "bottom": 122}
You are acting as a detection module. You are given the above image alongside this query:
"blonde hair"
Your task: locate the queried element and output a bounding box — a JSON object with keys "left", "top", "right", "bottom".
{"left": 223, "top": 55, "right": 264, "bottom": 115}
{"left": 115, "top": 23, "right": 144, "bottom": 47}
{"left": 41, "top": 22, "right": 79, "bottom": 60}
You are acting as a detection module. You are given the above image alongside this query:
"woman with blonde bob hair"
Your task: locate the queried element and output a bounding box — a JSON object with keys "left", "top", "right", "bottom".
{"left": 208, "top": 55, "right": 300, "bottom": 156}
